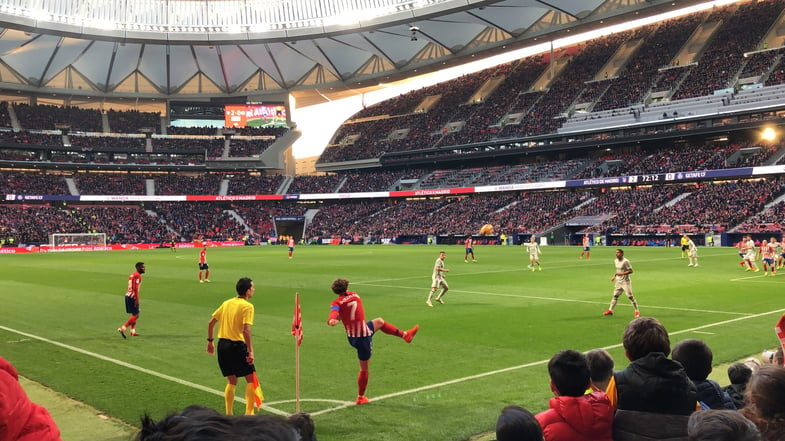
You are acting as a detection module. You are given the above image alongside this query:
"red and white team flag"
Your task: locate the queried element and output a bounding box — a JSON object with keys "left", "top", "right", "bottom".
{"left": 292, "top": 292, "right": 303, "bottom": 347}
{"left": 775, "top": 313, "right": 785, "bottom": 354}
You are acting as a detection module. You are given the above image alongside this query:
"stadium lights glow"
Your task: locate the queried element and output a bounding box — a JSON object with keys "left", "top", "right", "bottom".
{"left": 761, "top": 127, "right": 778, "bottom": 142}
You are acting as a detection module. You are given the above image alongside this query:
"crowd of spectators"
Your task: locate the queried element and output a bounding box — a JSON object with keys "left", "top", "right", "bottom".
{"left": 14, "top": 103, "right": 103, "bottom": 132}
{"left": 226, "top": 174, "right": 285, "bottom": 195}
{"left": 0, "top": 204, "right": 84, "bottom": 245}
{"left": 155, "top": 173, "right": 223, "bottom": 195}
{"left": 287, "top": 174, "right": 343, "bottom": 194}
{"left": 673, "top": 1, "right": 783, "bottom": 100}
{"left": 106, "top": 109, "right": 161, "bottom": 133}
{"left": 0, "top": 172, "right": 70, "bottom": 195}
{"left": 74, "top": 173, "right": 147, "bottom": 195}
{"left": 151, "top": 202, "right": 248, "bottom": 241}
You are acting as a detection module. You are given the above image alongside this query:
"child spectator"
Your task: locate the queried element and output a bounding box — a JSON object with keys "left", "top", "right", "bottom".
{"left": 721, "top": 362, "right": 752, "bottom": 409}
{"left": 496, "top": 405, "right": 543, "bottom": 441}
{"left": 586, "top": 348, "right": 614, "bottom": 393}
{"left": 672, "top": 339, "right": 736, "bottom": 410}
{"left": 607, "top": 317, "right": 697, "bottom": 415}
{"left": 740, "top": 365, "right": 785, "bottom": 441}
{"left": 535, "top": 349, "right": 613, "bottom": 441}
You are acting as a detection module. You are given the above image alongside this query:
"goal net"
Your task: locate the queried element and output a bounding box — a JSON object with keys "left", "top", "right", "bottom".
{"left": 49, "top": 233, "right": 108, "bottom": 251}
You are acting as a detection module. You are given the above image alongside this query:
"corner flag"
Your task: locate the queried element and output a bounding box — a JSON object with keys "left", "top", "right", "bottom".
{"left": 252, "top": 372, "right": 264, "bottom": 410}
{"left": 292, "top": 292, "right": 303, "bottom": 347}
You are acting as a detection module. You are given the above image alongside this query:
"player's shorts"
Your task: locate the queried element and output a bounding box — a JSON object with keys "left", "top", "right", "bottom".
{"left": 288, "top": 247, "right": 294, "bottom": 252}
{"left": 689, "top": 249, "right": 697, "bottom": 258}
{"left": 432, "top": 277, "right": 448, "bottom": 289}
{"left": 682, "top": 245, "right": 689, "bottom": 251}
{"left": 217, "top": 339, "right": 255, "bottom": 378}
{"left": 583, "top": 246, "right": 590, "bottom": 251}
{"left": 764, "top": 258, "right": 774, "bottom": 265}
{"left": 739, "top": 253, "right": 745, "bottom": 258}
{"left": 347, "top": 321, "right": 375, "bottom": 361}
{"left": 780, "top": 253, "right": 785, "bottom": 259}
{"left": 124, "top": 295, "right": 139, "bottom": 315}
{"left": 465, "top": 247, "right": 473, "bottom": 254}
{"left": 199, "top": 263, "right": 209, "bottom": 270}
{"left": 745, "top": 252, "right": 756, "bottom": 261}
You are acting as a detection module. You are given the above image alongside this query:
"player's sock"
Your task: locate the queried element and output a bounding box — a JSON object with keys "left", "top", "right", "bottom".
{"left": 357, "top": 370, "right": 369, "bottom": 396}
{"left": 123, "top": 317, "right": 134, "bottom": 328}
{"left": 379, "top": 322, "right": 403, "bottom": 338}
{"left": 244, "top": 383, "right": 255, "bottom": 415}
{"left": 224, "top": 384, "right": 236, "bottom": 415}
{"left": 629, "top": 296, "right": 639, "bottom": 310}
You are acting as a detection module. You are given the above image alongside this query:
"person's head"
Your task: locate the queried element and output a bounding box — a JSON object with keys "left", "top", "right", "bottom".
{"left": 287, "top": 412, "right": 317, "bottom": 441}
{"left": 745, "top": 365, "right": 785, "bottom": 421}
{"left": 586, "top": 348, "right": 614, "bottom": 392}
{"left": 439, "top": 251, "right": 446, "bottom": 260}
{"left": 687, "top": 409, "right": 761, "bottom": 441}
{"left": 530, "top": 236, "right": 536, "bottom": 243}
{"left": 236, "top": 277, "right": 254, "bottom": 298}
{"left": 135, "top": 262, "right": 145, "bottom": 274}
{"left": 331, "top": 278, "right": 349, "bottom": 295}
{"left": 615, "top": 248, "right": 624, "bottom": 260}
{"left": 495, "top": 405, "right": 543, "bottom": 441}
{"left": 547, "top": 349, "right": 591, "bottom": 397}
{"left": 672, "top": 339, "right": 713, "bottom": 381}
{"left": 622, "top": 317, "right": 671, "bottom": 361}
{"left": 136, "top": 410, "right": 298, "bottom": 441}
{"left": 727, "top": 362, "right": 753, "bottom": 386}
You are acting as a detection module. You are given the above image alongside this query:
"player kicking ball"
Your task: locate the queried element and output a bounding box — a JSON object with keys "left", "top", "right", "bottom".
{"left": 327, "top": 278, "right": 419, "bottom": 405}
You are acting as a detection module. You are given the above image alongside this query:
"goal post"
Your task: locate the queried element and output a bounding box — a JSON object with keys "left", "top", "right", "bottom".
{"left": 49, "top": 233, "right": 108, "bottom": 251}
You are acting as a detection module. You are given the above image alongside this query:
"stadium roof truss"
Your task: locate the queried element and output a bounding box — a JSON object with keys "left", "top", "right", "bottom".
{"left": 0, "top": 0, "right": 707, "bottom": 104}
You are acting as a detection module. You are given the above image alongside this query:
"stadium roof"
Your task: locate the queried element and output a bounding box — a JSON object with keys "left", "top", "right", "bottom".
{"left": 0, "top": 0, "right": 709, "bottom": 107}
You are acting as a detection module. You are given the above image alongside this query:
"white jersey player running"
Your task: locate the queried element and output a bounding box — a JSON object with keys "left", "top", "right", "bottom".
{"left": 524, "top": 236, "right": 542, "bottom": 271}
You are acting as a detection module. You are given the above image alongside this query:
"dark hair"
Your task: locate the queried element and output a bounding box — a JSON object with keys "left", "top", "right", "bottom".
{"left": 236, "top": 277, "right": 253, "bottom": 297}
{"left": 687, "top": 409, "right": 760, "bottom": 441}
{"left": 672, "top": 339, "right": 713, "bottom": 381}
{"left": 622, "top": 317, "right": 671, "bottom": 360}
{"left": 547, "top": 349, "right": 591, "bottom": 397}
{"left": 727, "top": 362, "right": 753, "bottom": 385}
{"left": 496, "top": 405, "right": 542, "bottom": 441}
{"left": 135, "top": 262, "right": 145, "bottom": 271}
{"left": 743, "top": 366, "right": 785, "bottom": 428}
{"left": 136, "top": 410, "right": 297, "bottom": 441}
{"left": 586, "top": 348, "right": 614, "bottom": 385}
{"left": 287, "top": 412, "right": 317, "bottom": 441}
{"left": 331, "top": 278, "right": 349, "bottom": 294}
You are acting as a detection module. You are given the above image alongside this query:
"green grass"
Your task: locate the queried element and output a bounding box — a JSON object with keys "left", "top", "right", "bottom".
{"left": 1, "top": 245, "right": 783, "bottom": 441}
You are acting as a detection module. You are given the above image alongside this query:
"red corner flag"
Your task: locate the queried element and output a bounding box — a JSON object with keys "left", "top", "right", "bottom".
{"left": 292, "top": 292, "right": 303, "bottom": 347}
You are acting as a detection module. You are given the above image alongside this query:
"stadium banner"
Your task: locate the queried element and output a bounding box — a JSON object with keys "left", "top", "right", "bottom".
{"left": 474, "top": 181, "right": 565, "bottom": 193}
{"left": 566, "top": 176, "right": 632, "bottom": 188}
{"left": 186, "top": 195, "right": 285, "bottom": 201}
{"left": 662, "top": 167, "right": 753, "bottom": 181}
{"left": 752, "top": 164, "right": 785, "bottom": 176}
{"left": 5, "top": 195, "right": 80, "bottom": 201}
{"left": 390, "top": 187, "right": 475, "bottom": 198}
{"left": 298, "top": 191, "right": 389, "bottom": 200}
{"left": 3, "top": 241, "right": 245, "bottom": 253}
{"left": 80, "top": 195, "right": 186, "bottom": 202}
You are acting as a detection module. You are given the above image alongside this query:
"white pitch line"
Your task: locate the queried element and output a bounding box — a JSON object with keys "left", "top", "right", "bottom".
{"left": 4, "top": 306, "right": 784, "bottom": 418}
{"left": 0, "top": 325, "right": 288, "bottom": 416}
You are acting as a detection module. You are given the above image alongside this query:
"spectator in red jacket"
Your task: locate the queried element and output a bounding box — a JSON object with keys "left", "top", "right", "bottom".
{"left": 535, "top": 349, "right": 613, "bottom": 441}
{"left": 0, "top": 356, "right": 61, "bottom": 441}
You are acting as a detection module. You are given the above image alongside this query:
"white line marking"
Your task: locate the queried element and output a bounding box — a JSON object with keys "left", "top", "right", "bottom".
{"left": 0, "top": 325, "right": 288, "bottom": 416}
{"left": 4, "top": 307, "right": 784, "bottom": 417}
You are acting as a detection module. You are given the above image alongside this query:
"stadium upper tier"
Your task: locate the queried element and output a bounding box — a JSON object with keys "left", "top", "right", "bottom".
{"left": 320, "top": 1, "right": 785, "bottom": 166}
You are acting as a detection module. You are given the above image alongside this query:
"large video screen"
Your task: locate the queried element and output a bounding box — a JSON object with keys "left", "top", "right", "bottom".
{"left": 224, "top": 104, "right": 287, "bottom": 128}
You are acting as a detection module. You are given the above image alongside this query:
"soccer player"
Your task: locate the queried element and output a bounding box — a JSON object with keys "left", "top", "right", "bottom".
{"left": 603, "top": 249, "right": 640, "bottom": 318}
{"left": 680, "top": 234, "right": 690, "bottom": 258}
{"left": 524, "top": 236, "right": 542, "bottom": 271}
{"left": 735, "top": 240, "right": 748, "bottom": 269}
{"left": 206, "top": 277, "right": 259, "bottom": 415}
{"left": 758, "top": 239, "right": 776, "bottom": 276}
{"left": 741, "top": 234, "right": 759, "bottom": 272}
{"left": 287, "top": 236, "right": 295, "bottom": 259}
{"left": 579, "top": 234, "right": 591, "bottom": 260}
{"left": 464, "top": 236, "right": 476, "bottom": 262}
{"left": 687, "top": 236, "right": 698, "bottom": 267}
{"left": 427, "top": 251, "right": 449, "bottom": 307}
{"left": 327, "top": 277, "right": 419, "bottom": 405}
{"left": 118, "top": 262, "right": 145, "bottom": 338}
{"left": 199, "top": 244, "right": 210, "bottom": 283}
{"left": 170, "top": 236, "right": 176, "bottom": 252}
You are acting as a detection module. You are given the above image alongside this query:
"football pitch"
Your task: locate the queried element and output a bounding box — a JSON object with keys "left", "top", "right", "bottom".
{"left": 1, "top": 244, "right": 783, "bottom": 441}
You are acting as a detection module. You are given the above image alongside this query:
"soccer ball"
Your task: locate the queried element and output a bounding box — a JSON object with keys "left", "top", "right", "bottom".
{"left": 479, "top": 224, "right": 494, "bottom": 235}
